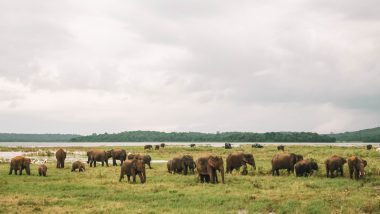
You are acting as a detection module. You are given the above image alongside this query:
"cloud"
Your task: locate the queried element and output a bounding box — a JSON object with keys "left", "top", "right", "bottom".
{"left": 0, "top": 0, "right": 379, "bottom": 134}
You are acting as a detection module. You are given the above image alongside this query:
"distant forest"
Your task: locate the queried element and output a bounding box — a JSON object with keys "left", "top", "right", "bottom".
{"left": 329, "top": 127, "right": 380, "bottom": 142}
{"left": 1, "top": 127, "right": 379, "bottom": 142}
{"left": 0, "top": 133, "right": 80, "bottom": 142}
{"left": 70, "top": 131, "right": 336, "bottom": 142}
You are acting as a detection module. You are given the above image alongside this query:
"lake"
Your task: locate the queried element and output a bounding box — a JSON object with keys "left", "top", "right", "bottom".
{"left": 0, "top": 141, "right": 377, "bottom": 148}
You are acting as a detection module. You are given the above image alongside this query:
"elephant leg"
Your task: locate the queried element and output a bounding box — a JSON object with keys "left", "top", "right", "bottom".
{"left": 137, "top": 172, "right": 143, "bottom": 183}
{"left": 276, "top": 169, "right": 280, "bottom": 176}
{"left": 56, "top": 161, "right": 59, "bottom": 168}
{"left": 94, "top": 161, "right": 97, "bottom": 167}
{"left": 101, "top": 161, "right": 104, "bottom": 166}
{"left": 9, "top": 166, "right": 13, "bottom": 175}
{"left": 127, "top": 175, "right": 131, "bottom": 183}
{"left": 205, "top": 175, "right": 210, "bottom": 183}
{"left": 62, "top": 161, "right": 64, "bottom": 168}
{"left": 349, "top": 168, "right": 353, "bottom": 179}
{"left": 340, "top": 167, "right": 344, "bottom": 177}
{"left": 148, "top": 163, "right": 152, "bottom": 169}
{"left": 355, "top": 169, "right": 359, "bottom": 180}
{"left": 113, "top": 158, "right": 116, "bottom": 166}
{"left": 14, "top": 169, "right": 18, "bottom": 175}
{"left": 132, "top": 170, "right": 137, "bottom": 183}
{"left": 19, "top": 168, "right": 23, "bottom": 175}
{"left": 215, "top": 170, "right": 219, "bottom": 183}
{"left": 105, "top": 160, "right": 109, "bottom": 167}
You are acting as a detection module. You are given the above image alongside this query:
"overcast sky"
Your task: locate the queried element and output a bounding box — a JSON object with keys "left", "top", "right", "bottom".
{"left": 0, "top": 1, "right": 379, "bottom": 135}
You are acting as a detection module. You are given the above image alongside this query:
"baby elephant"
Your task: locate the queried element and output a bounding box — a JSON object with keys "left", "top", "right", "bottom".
{"left": 294, "top": 159, "right": 318, "bottom": 177}
{"left": 119, "top": 159, "right": 146, "bottom": 183}
{"left": 71, "top": 161, "right": 86, "bottom": 172}
{"left": 38, "top": 164, "right": 47, "bottom": 176}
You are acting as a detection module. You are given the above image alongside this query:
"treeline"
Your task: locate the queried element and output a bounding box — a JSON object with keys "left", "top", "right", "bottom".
{"left": 70, "top": 131, "right": 336, "bottom": 142}
{"left": 329, "top": 127, "right": 380, "bottom": 142}
{"left": 0, "top": 133, "right": 81, "bottom": 142}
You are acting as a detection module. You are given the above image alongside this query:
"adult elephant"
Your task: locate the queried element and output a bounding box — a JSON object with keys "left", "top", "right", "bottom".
{"left": 128, "top": 154, "right": 152, "bottom": 169}
{"left": 277, "top": 145, "right": 285, "bottom": 151}
{"left": 190, "top": 144, "right": 196, "bottom": 148}
{"left": 294, "top": 159, "right": 318, "bottom": 177}
{"left": 348, "top": 156, "right": 367, "bottom": 180}
{"left": 119, "top": 159, "right": 146, "bottom": 183}
{"left": 160, "top": 143, "right": 165, "bottom": 148}
{"left": 144, "top": 145, "right": 153, "bottom": 150}
{"left": 88, "top": 150, "right": 110, "bottom": 167}
{"left": 225, "top": 143, "right": 232, "bottom": 149}
{"left": 226, "top": 152, "right": 256, "bottom": 175}
{"left": 325, "top": 155, "right": 346, "bottom": 178}
{"left": 155, "top": 145, "right": 160, "bottom": 150}
{"left": 366, "top": 145, "right": 372, "bottom": 150}
{"left": 196, "top": 155, "right": 224, "bottom": 184}
{"left": 167, "top": 155, "right": 195, "bottom": 175}
{"left": 9, "top": 156, "right": 31, "bottom": 175}
{"left": 271, "top": 153, "right": 303, "bottom": 176}
{"left": 108, "top": 149, "right": 127, "bottom": 166}
{"left": 55, "top": 148, "right": 66, "bottom": 168}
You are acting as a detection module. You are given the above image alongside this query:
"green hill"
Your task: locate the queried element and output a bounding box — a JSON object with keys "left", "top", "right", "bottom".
{"left": 329, "top": 127, "right": 380, "bottom": 142}
{"left": 70, "top": 131, "right": 335, "bottom": 142}
{"left": 0, "top": 133, "right": 81, "bottom": 142}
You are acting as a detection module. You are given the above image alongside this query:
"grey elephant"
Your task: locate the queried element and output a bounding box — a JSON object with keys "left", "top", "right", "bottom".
{"left": 108, "top": 149, "right": 127, "bottom": 166}
{"left": 88, "top": 150, "right": 110, "bottom": 167}
{"left": 71, "top": 161, "right": 86, "bottom": 172}
{"left": 294, "top": 159, "right": 318, "bottom": 177}
{"left": 9, "top": 156, "right": 31, "bottom": 175}
{"left": 196, "top": 155, "right": 225, "bottom": 184}
{"left": 119, "top": 159, "right": 146, "bottom": 183}
{"left": 348, "top": 156, "right": 367, "bottom": 180}
{"left": 167, "top": 155, "right": 196, "bottom": 175}
{"left": 226, "top": 152, "right": 256, "bottom": 175}
{"left": 325, "top": 155, "right": 346, "bottom": 178}
{"left": 271, "top": 153, "right": 303, "bottom": 176}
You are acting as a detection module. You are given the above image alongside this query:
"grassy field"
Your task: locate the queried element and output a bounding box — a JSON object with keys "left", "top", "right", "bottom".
{"left": 1, "top": 145, "right": 380, "bottom": 214}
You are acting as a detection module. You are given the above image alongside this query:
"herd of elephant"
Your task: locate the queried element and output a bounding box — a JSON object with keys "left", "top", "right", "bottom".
{"left": 7, "top": 146, "right": 368, "bottom": 184}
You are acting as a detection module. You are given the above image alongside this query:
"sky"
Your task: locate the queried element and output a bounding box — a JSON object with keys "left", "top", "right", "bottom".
{"left": 0, "top": 0, "right": 379, "bottom": 135}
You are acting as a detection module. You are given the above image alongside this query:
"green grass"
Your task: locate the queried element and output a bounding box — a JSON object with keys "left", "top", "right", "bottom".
{"left": 1, "top": 145, "right": 380, "bottom": 213}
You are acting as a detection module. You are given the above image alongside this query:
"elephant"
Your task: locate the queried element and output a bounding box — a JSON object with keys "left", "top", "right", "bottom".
{"left": 144, "top": 145, "right": 153, "bottom": 150}
{"left": 119, "top": 159, "right": 146, "bottom": 183}
{"left": 196, "top": 155, "right": 225, "bottom": 184}
{"left": 226, "top": 152, "right": 256, "bottom": 175}
{"left": 88, "top": 150, "right": 110, "bottom": 167}
{"left": 9, "top": 156, "right": 31, "bottom": 175}
{"left": 294, "top": 159, "right": 318, "bottom": 177}
{"left": 325, "top": 155, "right": 346, "bottom": 178}
{"left": 366, "top": 145, "right": 372, "bottom": 150}
{"left": 252, "top": 143, "right": 263, "bottom": 148}
{"left": 38, "top": 164, "right": 47, "bottom": 176}
{"left": 348, "top": 156, "right": 367, "bottom": 180}
{"left": 190, "top": 144, "right": 196, "bottom": 148}
{"left": 277, "top": 145, "right": 285, "bottom": 151}
{"left": 160, "top": 143, "right": 165, "bottom": 148}
{"left": 167, "top": 155, "right": 196, "bottom": 175}
{"left": 108, "top": 149, "right": 127, "bottom": 166}
{"left": 225, "top": 143, "right": 232, "bottom": 149}
{"left": 55, "top": 148, "right": 66, "bottom": 168}
{"left": 71, "top": 161, "right": 86, "bottom": 172}
{"left": 155, "top": 145, "right": 160, "bottom": 150}
{"left": 271, "top": 153, "right": 303, "bottom": 176}
{"left": 128, "top": 154, "right": 152, "bottom": 169}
